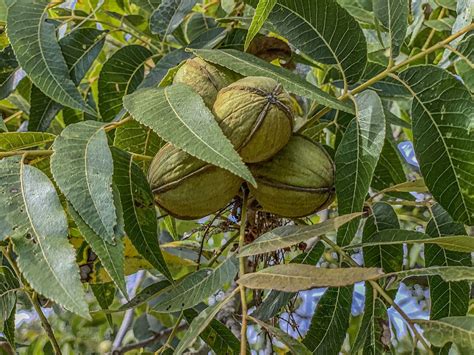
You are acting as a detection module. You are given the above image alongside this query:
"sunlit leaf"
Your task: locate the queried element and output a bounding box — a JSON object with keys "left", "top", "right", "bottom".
{"left": 123, "top": 84, "right": 255, "bottom": 184}
{"left": 51, "top": 121, "right": 117, "bottom": 243}
{"left": 244, "top": 0, "right": 277, "bottom": 50}
{"left": 0, "top": 157, "right": 89, "bottom": 318}
{"left": 0, "top": 132, "right": 55, "bottom": 151}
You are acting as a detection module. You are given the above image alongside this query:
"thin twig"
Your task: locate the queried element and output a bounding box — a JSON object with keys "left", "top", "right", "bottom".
{"left": 238, "top": 190, "right": 249, "bottom": 355}
{"left": 298, "top": 23, "right": 474, "bottom": 132}
{"left": 156, "top": 312, "right": 184, "bottom": 354}
{"left": 422, "top": 8, "right": 446, "bottom": 51}
{"left": 208, "top": 231, "right": 240, "bottom": 267}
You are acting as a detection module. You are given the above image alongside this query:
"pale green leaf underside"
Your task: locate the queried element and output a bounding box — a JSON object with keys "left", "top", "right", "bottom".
{"left": 239, "top": 213, "right": 362, "bottom": 257}
{"left": 6, "top": 0, "right": 94, "bottom": 115}
{"left": 398, "top": 66, "right": 474, "bottom": 225}
{"left": 238, "top": 265, "right": 383, "bottom": 292}
{"left": 387, "top": 266, "right": 474, "bottom": 284}
{"left": 193, "top": 49, "right": 353, "bottom": 114}
{"left": 69, "top": 206, "right": 127, "bottom": 299}
{"left": 0, "top": 157, "right": 89, "bottom": 318}
{"left": 51, "top": 121, "right": 117, "bottom": 243}
{"left": 418, "top": 316, "right": 474, "bottom": 351}
{"left": 248, "top": 0, "right": 367, "bottom": 83}
{"left": 0, "top": 132, "right": 56, "bottom": 151}
{"left": 349, "top": 229, "right": 474, "bottom": 253}
{"left": 174, "top": 288, "right": 239, "bottom": 355}
{"left": 153, "top": 256, "right": 238, "bottom": 312}
{"left": 123, "top": 84, "right": 255, "bottom": 185}
{"left": 244, "top": 0, "right": 277, "bottom": 50}
{"left": 335, "top": 90, "right": 386, "bottom": 246}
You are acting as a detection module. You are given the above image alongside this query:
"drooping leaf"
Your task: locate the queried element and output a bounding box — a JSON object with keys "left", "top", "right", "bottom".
{"left": 397, "top": 66, "right": 474, "bottom": 225}
{"left": 376, "top": 178, "right": 427, "bottom": 195}
{"left": 244, "top": 0, "right": 277, "bottom": 50}
{"left": 123, "top": 84, "right": 255, "bottom": 184}
{"left": 51, "top": 121, "right": 117, "bottom": 243}
{"left": 373, "top": 0, "right": 408, "bottom": 58}
{"left": 362, "top": 202, "right": 402, "bottom": 273}
{"left": 250, "top": 317, "right": 312, "bottom": 355}
{"left": 349, "top": 229, "right": 474, "bottom": 253}
{"left": 239, "top": 213, "right": 361, "bottom": 257}
{"left": 193, "top": 49, "right": 353, "bottom": 114}
{"left": 0, "top": 46, "right": 18, "bottom": 100}
{"left": 335, "top": 91, "right": 386, "bottom": 246}
{"left": 453, "top": 32, "right": 473, "bottom": 92}
{"left": 352, "top": 284, "right": 390, "bottom": 354}
{"left": 150, "top": 0, "right": 198, "bottom": 38}
{"left": 183, "top": 308, "right": 241, "bottom": 355}
{"left": 418, "top": 317, "right": 474, "bottom": 353}
{"left": 6, "top": 0, "right": 95, "bottom": 114}
{"left": 253, "top": 243, "right": 325, "bottom": 320}
{"left": 91, "top": 282, "right": 116, "bottom": 326}
{"left": 0, "top": 266, "right": 19, "bottom": 323}
{"left": 3, "top": 303, "right": 15, "bottom": 349}
{"left": 174, "top": 287, "right": 239, "bottom": 355}
{"left": 0, "top": 157, "right": 89, "bottom": 318}
{"left": 29, "top": 28, "right": 105, "bottom": 131}
{"left": 247, "top": 0, "right": 367, "bottom": 83}
{"left": 0, "top": 132, "right": 55, "bottom": 151}
{"left": 426, "top": 204, "right": 470, "bottom": 328}
{"left": 303, "top": 286, "right": 353, "bottom": 355}
{"left": 69, "top": 205, "right": 127, "bottom": 299}
{"left": 111, "top": 148, "right": 172, "bottom": 281}
{"left": 98, "top": 45, "right": 151, "bottom": 122}
{"left": 238, "top": 265, "right": 382, "bottom": 292}
{"left": 153, "top": 256, "right": 238, "bottom": 312}
{"left": 118, "top": 280, "right": 171, "bottom": 312}
{"left": 387, "top": 266, "right": 474, "bottom": 285}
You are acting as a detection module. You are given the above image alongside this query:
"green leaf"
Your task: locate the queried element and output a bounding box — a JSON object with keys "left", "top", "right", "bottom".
{"left": 69, "top": 205, "right": 127, "bottom": 299}
{"left": 239, "top": 213, "right": 361, "bottom": 257}
{"left": 98, "top": 45, "right": 151, "bottom": 122}
{"left": 123, "top": 84, "right": 255, "bottom": 185}
{"left": 174, "top": 287, "right": 240, "bottom": 355}
{"left": 352, "top": 284, "right": 389, "bottom": 354}
{"left": 335, "top": 91, "right": 386, "bottom": 246}
{"left": 153, "top": 256, "right": 238, "bottom": 312}
{"left": 51, "top": 121, "right": 117, "bottom": 243}
{"left": 376, "top": 178, "right": 427, "bottom": 195}
{"left": 453, "top": 32, "right": 473, "bottom": 92}
{"left": 417, "top": 317, "right": 474, "bottom": 352}
{"left": 348, "top": 229, "right": 474, "bottom": 253}
{"left": 193, "top": 49, "right": 353, "bottom": 114}
{"left": 113, "top": 120, "right": 163, "bottom": 162}
{"left": 150, "top": 0, "right": 197, "bottom": 38}
{"left": 90, "top": 282, "right": 116, "bottom": 327}
{"left": 373, "top": 0, "right": 408, "bottom": 58}
{"left": 0, "top": 132, "right": 56, "bottom": 151}
{"left": 250, "top": 316, "right": 312, "bottom": 355}
{"left": 303, "top": 286, "right": 353, "bottom": 354}
{"left": 6, "top": 0, "right": 95, "bottom": 115}
{"left": 247, "top": 0, "right": 367, "bottom": 83}
{"left": 0, "top": 46, "right": 18, "bottom": 101}
{"left": 29, "top": 28, "right": 105, "bottom": 131}
{"left": 362, "top": 202, "right": 402, "bottom": 273}
{"left": 111, "top": 148, "right": 172, "bottom": 281}
{"left": 238, "top": 265, "right": 382, "bottom": 292}
{"left": 387, "top": 266, "right": 474, "bottom": 284}
{"left": 183, "top": 308, "right": 241, "bottom": 355}
{"left": 244, "top": 0, "right": 277, "bottom": 50}
{"left": 0, "top": 157, "right": 89, "bottom": 318}
{"left": 397, "top": 66, "right": 474, "bottom": 225}
{"left": 426, "top": 204, "right": 470, "bottom": 323}
{"left": 253, "top": 243, "right": 325, "bottom": 320}
{"left": 372, "top": 138, "right": 413, "bottom": 201}
{"left": 117, "top": 280, "right": 171, "bottom": 312}
{"left": 3, "top": 303, "right": 15, "bottom": 349}
{"left": 0, "top": 266, "right": 19, "bottom": 323}
{"left": 131, "top": 0, "right": 162, "bottom": 13}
